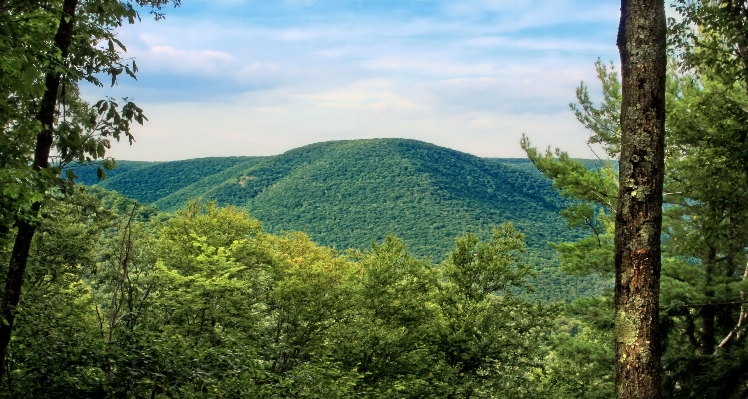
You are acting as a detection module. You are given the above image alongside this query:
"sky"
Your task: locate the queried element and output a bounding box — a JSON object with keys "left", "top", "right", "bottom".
{"left": 84, "top": 0, "right": 623, "bottom": 161}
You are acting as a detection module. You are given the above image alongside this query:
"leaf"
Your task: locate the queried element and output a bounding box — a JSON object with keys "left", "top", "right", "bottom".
{"left": 113, "top": 38, "right": 127, "bottom": 52}
{"left": 22, "top": 65, "right": 38, "bottom": 84}
{"left": 125, "top": 66, "right": 137, "bottom": 80}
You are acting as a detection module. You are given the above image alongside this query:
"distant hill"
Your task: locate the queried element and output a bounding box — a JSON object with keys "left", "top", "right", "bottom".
{"left": 76, "top": 139, "right": 609, "bottom": 301}
{"left": 74, "top": 157, "right": 268, "bottom": 204}
{"left": 69, "top": 160, "right": 155, "bottom": 183}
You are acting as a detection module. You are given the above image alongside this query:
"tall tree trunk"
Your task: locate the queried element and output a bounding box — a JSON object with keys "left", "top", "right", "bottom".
{"left": 615, "top": 0, "right": 666, "bottom": 398}
{"left": 700, "top": 247, "right": 717, "bottom": 355}
{"left": 0, "top": 0, "right": 79, "bottom": 385}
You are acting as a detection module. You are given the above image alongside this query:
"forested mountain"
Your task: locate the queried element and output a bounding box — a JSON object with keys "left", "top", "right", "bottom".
{"left": 76, "top": 156, "right": 267, "bottom": 204}
{"left": 75, "top": 139, "right": 609, "bottom": 301}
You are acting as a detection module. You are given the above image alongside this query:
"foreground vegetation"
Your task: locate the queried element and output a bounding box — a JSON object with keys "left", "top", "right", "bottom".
{"left": 0, "top": 189, "right": 571, "bottom": 398}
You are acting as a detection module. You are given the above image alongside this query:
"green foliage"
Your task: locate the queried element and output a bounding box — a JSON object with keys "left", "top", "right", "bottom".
{"left": 81, "top": 139, "right": 606, "bottom": 302}
{"left": 64, "top": 160, "right": 155, "bottom": 185}
{"left": 94, "top": 157, "right": 264, "bottom": 204}
{"left": 658, "top": 72, "right": 748, "bottom": 398}
{"left": 0, "top": 0, "right": 178, "bottom": 230}
{"left": 670, "top": 0, "right": 748, "bottom": 86}
{"left": 538, "top": 297, "right": 615, "bottom": 399}
{"left": 569, "top": 60, "right": 622, "bottom": 159}
{"left": 1, "top": 193, "right": 562, "bottom": 398}
{"left": 523, "top": 49, "right": 748, "bottom": 396}
{"left": 445, "top": 224, "right": 533, "bottom": 299}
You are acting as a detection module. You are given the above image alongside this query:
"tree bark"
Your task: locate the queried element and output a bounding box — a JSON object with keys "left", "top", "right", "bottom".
{"left": 0, "top": 0, "right": 79, "bottom": 385}
{"left": 699, "top": 247, "right": 717, "bottom": 355}
{"left": 615, "top": 0, "right": 666, "bottom": 398}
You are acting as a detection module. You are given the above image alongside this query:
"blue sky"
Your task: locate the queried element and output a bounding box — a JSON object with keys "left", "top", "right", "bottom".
{"left": 87, "top": 0, "right": 622, "bottom": 161}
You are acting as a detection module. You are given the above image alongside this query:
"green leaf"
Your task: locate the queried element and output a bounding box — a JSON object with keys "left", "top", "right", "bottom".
{"left": 113, "top": 38, "right": 127, "bottom": 52}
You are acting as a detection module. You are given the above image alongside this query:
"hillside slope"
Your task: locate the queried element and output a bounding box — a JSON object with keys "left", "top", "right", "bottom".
{"left": 70, "top": 160, "right": 155, "bottom": 184}
{"left": 83, "top": 157, "right": 266, "bottom": 204}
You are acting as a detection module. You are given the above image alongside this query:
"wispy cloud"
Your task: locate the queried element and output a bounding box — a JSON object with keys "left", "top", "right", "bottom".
{"left": 146, "top": 46, "right": 235, "bottom": 75}
{"left": 88, "top": 0, "right": 621, "bottom": 161}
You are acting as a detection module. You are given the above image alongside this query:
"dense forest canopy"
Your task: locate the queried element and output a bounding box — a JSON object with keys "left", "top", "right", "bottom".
{"left": 66, "top": 139, "right": 610, "bottom": 302}
{"left": 1, "top": 0, "right": 748, "bottom": 398}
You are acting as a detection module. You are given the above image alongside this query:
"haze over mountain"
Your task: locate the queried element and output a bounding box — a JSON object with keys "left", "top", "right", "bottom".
{"left": 75, "top": 139, "right": 608, "bottom": 300}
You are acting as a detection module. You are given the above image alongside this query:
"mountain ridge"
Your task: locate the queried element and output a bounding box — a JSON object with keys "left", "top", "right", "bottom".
{"left": 75, "top": 139, "right": 607, "bottom": 300}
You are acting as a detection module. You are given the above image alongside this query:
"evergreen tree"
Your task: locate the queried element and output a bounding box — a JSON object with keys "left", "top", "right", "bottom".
{"left": 523, "top": 40, "right": 748, "bottom": 399}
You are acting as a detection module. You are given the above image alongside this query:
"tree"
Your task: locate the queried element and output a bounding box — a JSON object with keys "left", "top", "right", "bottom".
{"left": 521, "top": 61, "right": 620, "bottom": 396}
{"left": 614, "top": 1, "right": 667, "bottom": 398}
{"left": 0, "top": 0, "right": 179, "bottom": 384}
{"left": 437, "top": 225, "right": 552, "bottom": 398}
{"left": 525, "top": 58, "right": 748, "bottom": 398}
{"left": 657, "top": 71, "right": 748, "bottom": 399}
{"left": 670, "top": 0, "right": 748, "bottom": 92}
{"left": 0, "top": 189, "right": 113, "bottom": 398}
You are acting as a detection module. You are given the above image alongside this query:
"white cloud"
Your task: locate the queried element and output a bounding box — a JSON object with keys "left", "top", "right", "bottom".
{"left": 299, "top": 79, "right": 426, "bottom": 115}
{"left": 278, "top": 28, "right": 322, "bottom": 41}
{"left": 464, "top": 35, "right": 613, "bottom": 54}
{"left": 363, "top": 56, "right": 497, "bottom": 76}
{"left": 146, "top": 46, "right": 235, "bottom": 76}
{"left": 94, "top": 0, "right": 620, "bottom": 161}
{"left": 106, "top": 77, "right": 600, "bottom": 162}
